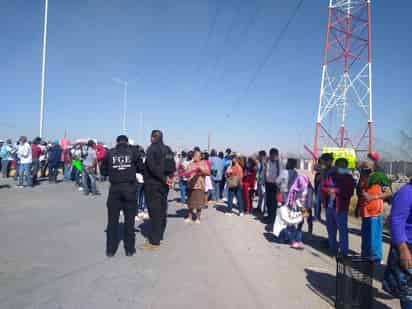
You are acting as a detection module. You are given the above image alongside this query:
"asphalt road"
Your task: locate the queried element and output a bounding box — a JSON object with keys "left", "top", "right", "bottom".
{"left": 0, "top": 179, "right": 400, "bottom": 309}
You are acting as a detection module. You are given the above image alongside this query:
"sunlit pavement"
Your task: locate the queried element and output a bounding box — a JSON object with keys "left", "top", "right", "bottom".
{"left": 0, "top": 180, "right": 399, "bottom": 308}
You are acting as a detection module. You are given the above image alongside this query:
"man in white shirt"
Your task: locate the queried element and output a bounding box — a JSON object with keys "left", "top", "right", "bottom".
{"left": 17, "top": 136, "right": 33, "bottom": 188}
{"left": 82, "top": 140, "right": 98, "bottom": 195}
{"left": 264, "top": 148, "right": 280, "bottom": 226}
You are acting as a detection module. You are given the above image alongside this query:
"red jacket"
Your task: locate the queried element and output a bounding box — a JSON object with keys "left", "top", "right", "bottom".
{"left": 244, "top": 167, "right": 257, "bottom": 189}
{"left": 31, "top": 144, "right": 42, "bottom": 160}
{"left": 95, "top": 144, "right": 107, "bottom": 162}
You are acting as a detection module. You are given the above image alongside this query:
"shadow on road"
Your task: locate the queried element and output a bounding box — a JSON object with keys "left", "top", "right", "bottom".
{"left": 0, "top": 184, "right": 11, "bottom": 189}
{"left": 263, "top": 232, "right": 284, "bottom": 244}
{"left": 167, "top": 209, "right": 188, "bottom": 219}
{"left": 305, "top": 268, "right": 393, "bottom": 309}
{"left": 215, "top": 204, "right": 229, "bottom": 214}
{"left": 301, "top": 232, "right": 358, "bottom": 258}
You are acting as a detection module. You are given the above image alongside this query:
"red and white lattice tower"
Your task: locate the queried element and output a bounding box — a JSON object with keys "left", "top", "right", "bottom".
{"left": 313, "top": 0, "right": 373, "bottom": 159}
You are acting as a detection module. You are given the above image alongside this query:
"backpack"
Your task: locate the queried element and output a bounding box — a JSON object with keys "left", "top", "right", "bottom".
{"left": 162, "top": 145, "right": 176, "bottom": 175}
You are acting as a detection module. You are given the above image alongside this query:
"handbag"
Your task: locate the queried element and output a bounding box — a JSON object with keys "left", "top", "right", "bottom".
{"left": 227, "top": 175, "right": 240, "bottom": 189}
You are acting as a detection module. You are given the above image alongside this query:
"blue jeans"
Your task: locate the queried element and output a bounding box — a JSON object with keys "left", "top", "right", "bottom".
{"left": 227, "top": 186, "right": 244, "bottom": 214}
{"left": 402, "top": 300, "right": 412, "bottom": 309}
{"left": 18, "top": 163, "right": 33, "bottom": 187}
{"left": 326, "top": 208, "right": 349, "bottom": 255}
{"left": 279, "top": 224, "right": 303, "bottom": 244}
{"left": 64, "top": 164, "right": 72, "bottom": 181}
{"left": 136, "top": 183, "right": 146, "bottom": 213}
{"left": 82, "top": 167, "right": 97, "bottom": 195}
{"left": 15, "top": 161, "right": 20, "bottom": 180}
{"left": 1, "top": 159, "right": 9, "bottom": 178}
{"left": 212, "top": 180, "right": 221, "bottom": 201}
{"left": 361, "top": 215, "right": 383, "bottom": 262}
{"left": 179, "top": 179, "right": 187, "bottom": 203}
{"left": 257, "top": 182, "right": 265, "bottom": 213}
{"left": 315, "top": 186, "right": 322, "bottom": 221}
{"left": 71, "top": 168, "right": 81, "bottom": 184}
{"left": 383, "top": 245, "right": 412, "bottom": 307}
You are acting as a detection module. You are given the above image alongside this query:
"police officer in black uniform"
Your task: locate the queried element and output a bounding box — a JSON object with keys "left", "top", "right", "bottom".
{"left": 141, "top": 130, "right": 175, "bottom": 250}
{"left": 101, "top": 135, "right": 144, "bottom": 257}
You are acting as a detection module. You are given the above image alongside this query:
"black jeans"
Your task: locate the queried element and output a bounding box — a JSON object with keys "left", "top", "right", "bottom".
{"left": 145, "top": 184, "right": 169, "bottom": 246}
{"left": 32, "top": 160, "right": 40, "bottom": 185}
{"left": 40, "top": 160, "right": 47, "bottom": 178}
{"left": 48, "top": 164, "right": 59, "bottom": 183}
{"left": 265, "top": 182, "right": 278, "bottom": 225}
{"left": 106, "top": 183, "right": 137, "bottom": 254}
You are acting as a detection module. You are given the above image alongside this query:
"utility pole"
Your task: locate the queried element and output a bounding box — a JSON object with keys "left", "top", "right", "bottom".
{"left": 39, "top": 0, "right": 49, "bottom": 138}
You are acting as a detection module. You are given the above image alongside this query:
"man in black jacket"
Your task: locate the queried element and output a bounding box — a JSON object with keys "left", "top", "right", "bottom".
{"left": 142, "top": 130, "right": 175, "bottom": 250}
{"left": 101, "top": 135, "right": 144, "bottom": 257}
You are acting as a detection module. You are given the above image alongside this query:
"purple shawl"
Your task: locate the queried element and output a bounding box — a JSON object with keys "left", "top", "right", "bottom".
{"left": 287, "top": 175, "right": 310, "bottom": 208}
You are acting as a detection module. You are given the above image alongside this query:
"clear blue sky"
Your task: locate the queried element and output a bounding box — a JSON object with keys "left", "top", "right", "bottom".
{"left": 1, "top": 0, "right": 411, "bottom": 155}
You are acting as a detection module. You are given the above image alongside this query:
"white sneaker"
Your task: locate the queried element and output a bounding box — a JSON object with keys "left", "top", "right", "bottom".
{"left": 78, "top": 187, "right": 84, "bottom": 192}
{"left": 225, "top": 212, "right": 233, "bottom": 216}
{"left": 239, "top": 213, "right": 244, "bottom": 217}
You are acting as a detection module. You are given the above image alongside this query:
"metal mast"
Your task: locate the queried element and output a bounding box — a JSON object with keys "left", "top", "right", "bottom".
{"left": 313, "top": 0, "right": 373, "bottom": 159}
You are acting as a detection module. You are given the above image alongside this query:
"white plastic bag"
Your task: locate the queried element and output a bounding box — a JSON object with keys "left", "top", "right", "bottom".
{"left": 205, "top": 176, "right": 213, "bottom": 192}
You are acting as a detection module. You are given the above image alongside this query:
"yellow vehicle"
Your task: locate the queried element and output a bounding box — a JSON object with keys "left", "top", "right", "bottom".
{"left": 322, "top": 147, "right": 357, "bottom": 169}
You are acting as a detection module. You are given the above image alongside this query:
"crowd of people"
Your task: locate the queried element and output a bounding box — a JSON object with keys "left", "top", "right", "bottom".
{"left": 176, "top": 147, "right": 394, "bottom": 256}
{"left": 0, "top": 136, "right": 107, "bottom": 195}
{"left": 2, "top": 133, "right": 412, "bottom": 308}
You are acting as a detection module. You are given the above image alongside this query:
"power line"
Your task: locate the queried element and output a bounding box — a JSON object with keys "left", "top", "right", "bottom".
{"left": 214, "top": 1, "right": 262, "bottom": 87}
{"left": 226, "top": 0, "right": 305, "bottom": 116}
{"left": 193, "top": 1, "right": 222, "bottom": 75}
{"left": 201, "top": 0, "right": 243, "bottom": 92}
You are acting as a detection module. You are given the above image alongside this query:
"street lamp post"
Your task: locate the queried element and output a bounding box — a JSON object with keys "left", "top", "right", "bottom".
{"left": 113, "top": 78, "right": 129, "bottom": 135}
{"left": 39, "top": 0, "right": 49, "bottom": 138}
{"left": 122, "top": 81, "right": 128, "bottom": 135}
